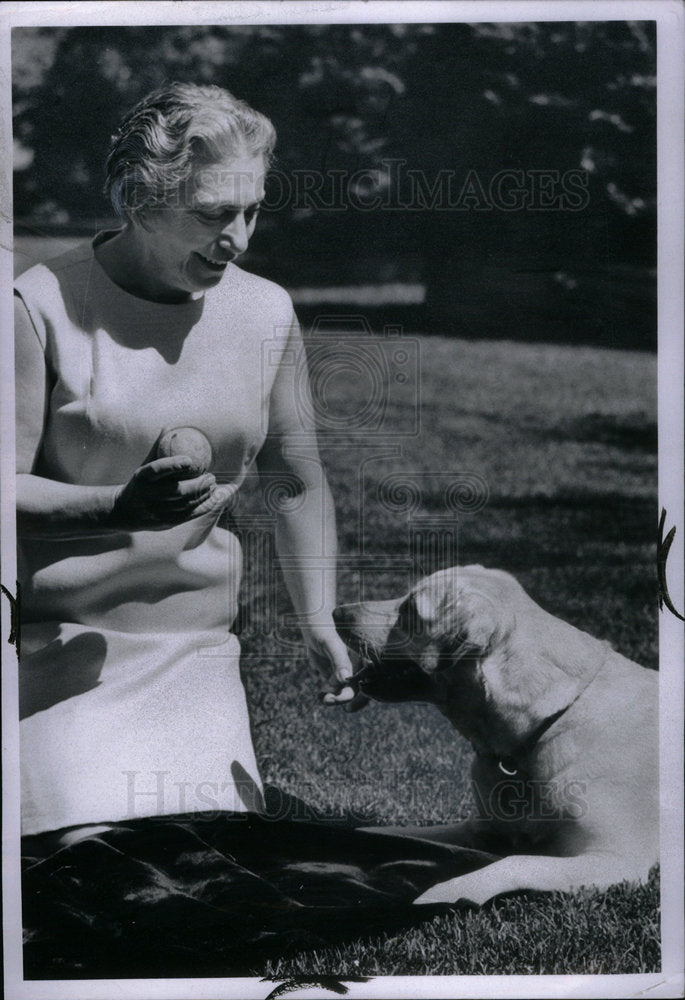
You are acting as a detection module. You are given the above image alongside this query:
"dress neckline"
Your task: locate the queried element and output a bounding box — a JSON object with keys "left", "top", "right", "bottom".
{"left": 90, "top": 230, "right": 213, "bottom": 312}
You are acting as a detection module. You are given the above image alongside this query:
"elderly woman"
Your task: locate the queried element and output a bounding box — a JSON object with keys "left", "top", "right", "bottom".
{"left": 15, "top": 82, "right": 354, "bottom": 847}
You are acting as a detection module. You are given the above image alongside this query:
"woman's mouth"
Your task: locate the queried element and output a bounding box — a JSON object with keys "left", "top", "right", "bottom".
{"left": 196, "top": 252, "right": 231, "bottom": 271}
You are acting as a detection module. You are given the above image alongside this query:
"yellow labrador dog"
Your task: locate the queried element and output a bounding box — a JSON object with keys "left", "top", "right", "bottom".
{"left": 333, "top": 565, "right": 658, "bottom": 906}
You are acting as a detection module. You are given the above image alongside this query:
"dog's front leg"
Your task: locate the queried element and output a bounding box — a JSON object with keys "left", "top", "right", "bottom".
{"left": 413, "top": 851, "right": 642, "bottom": 907}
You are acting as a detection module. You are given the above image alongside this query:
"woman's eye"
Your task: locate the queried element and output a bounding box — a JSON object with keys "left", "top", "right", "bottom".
{"left": 196, "top": 210, "right": 226, "bottom": 222}
{"left": 193, "top": 207, "right": 260, "bottom": 224}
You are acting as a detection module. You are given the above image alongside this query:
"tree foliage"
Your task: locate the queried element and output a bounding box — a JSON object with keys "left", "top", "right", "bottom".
{"left": 12, "top": 22, "right": 656, "bottom": 342}
{"left": 12, "top": 22, "right": 655, "bottom": 224}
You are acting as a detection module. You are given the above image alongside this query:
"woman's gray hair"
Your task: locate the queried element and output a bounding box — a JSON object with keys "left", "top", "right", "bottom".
{"left": 105, "top": 82, "right": 276, "bottom": 220}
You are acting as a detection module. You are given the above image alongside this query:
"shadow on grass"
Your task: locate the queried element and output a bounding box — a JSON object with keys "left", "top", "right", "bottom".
{"left": 480, "top": 493, "right": 657, "bottom": 546}
{"left": 552, "top": 412, "right": 657, "bottom": 452}
{"left": 262, "top": 785, "right": 380, "bottom": 829}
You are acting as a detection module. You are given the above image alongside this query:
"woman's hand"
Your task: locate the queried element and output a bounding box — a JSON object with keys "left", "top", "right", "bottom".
{"left": 110, "top": 456, "right": 223, "bottom": 530}
{"left": 304, "top": 627, "right": 369, "bottom": 713}
{"left": 16, "top": 458, "right": 237, "bottom": 538}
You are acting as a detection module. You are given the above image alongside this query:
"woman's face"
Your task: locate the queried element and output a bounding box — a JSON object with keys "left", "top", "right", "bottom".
{"left": 137, "top": 151, "right": 266, "bottom": 300}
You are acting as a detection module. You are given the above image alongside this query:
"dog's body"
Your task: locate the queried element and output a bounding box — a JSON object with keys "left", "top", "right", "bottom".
{"left": 334, "top": 565, "right": 658, "bottom": 906}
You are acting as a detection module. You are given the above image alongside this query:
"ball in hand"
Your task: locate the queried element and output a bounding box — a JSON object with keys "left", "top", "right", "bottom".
{"left": 157, "top": 427, "right": 213, "bottom": 474}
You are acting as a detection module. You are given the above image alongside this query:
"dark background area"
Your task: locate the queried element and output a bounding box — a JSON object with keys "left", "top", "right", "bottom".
{"left": 13, "top": 21, "right": 656, "bottom": 346}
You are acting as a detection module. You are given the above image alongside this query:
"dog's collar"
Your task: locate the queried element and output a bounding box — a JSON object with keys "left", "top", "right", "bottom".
{"left": 494, "top": 705, "right": 569, "bottom": 776}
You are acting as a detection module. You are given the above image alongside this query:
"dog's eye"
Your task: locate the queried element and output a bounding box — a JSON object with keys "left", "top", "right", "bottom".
{"left": 441, "top": 632, "right": 483, "bottom": 661}
{"left": 397, "top": 595, "right": 428, "bottom": 637}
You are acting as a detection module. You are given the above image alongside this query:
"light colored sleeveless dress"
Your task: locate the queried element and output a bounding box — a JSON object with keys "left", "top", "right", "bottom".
{"left": 16, "top": 234, "right": 295, "bottom": 835}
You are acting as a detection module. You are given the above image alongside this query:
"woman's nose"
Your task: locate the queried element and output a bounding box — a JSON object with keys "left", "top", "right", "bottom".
{"left": 219, "top": 213, "right": 249, "bottom": 254}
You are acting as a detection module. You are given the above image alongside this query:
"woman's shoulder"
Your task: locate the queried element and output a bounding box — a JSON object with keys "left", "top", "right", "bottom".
{"left": 14, "top": 241, "right": 95, "bottom": 305}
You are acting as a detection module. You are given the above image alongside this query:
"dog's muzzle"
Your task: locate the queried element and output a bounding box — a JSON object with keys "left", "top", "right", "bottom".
{"left": 334, "top": 605, "right": 432, "bottom": 703}
{"left": 351, "top": 654, "right": 433, "bottom": 703}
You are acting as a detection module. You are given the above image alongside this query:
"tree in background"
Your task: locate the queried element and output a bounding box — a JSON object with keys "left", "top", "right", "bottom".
{"left": 12, "top": 21, "right": 656, "bottom": 345}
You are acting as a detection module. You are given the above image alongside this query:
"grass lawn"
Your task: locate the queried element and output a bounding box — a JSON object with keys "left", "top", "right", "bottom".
{"left": 232, "top": 331, "right": 659, "bottom": 978}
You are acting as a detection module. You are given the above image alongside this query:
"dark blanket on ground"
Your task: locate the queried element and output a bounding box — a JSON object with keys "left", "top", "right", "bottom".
{"left": 22, "top": 811, "right": 497, "bottom": 978}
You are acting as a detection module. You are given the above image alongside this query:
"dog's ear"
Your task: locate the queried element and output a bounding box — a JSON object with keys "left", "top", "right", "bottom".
{"left": 414, "top": 573, "right": 509, "bottom": 669}
{"left": 479, "top": 648, "right": 583, "bottom": 745}
{"left": 450, "top": 586, "right": 509, "bottom": 653}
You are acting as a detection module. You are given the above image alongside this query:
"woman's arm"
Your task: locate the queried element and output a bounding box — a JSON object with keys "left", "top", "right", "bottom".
{"left": 257, "top": 315, "right": 359, "bottom": 708}
{"left": 15, "top": 294, "right": 218, "bottom": 536}
{"left": 17, "top": 465, "right": 219, "bottom": 537}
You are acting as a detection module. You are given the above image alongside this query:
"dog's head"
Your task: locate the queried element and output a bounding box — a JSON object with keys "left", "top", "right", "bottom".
{"left": 334, "top": 566, "right": 515, "bottom": 703}
{"left": 334, "top": 565, "right": 592, "bottom": 752}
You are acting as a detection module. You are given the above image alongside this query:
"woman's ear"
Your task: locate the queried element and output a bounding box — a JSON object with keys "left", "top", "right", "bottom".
{"left": 132, "top": 206, "right": 155, "bottom": 233}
